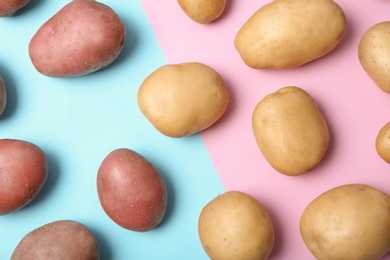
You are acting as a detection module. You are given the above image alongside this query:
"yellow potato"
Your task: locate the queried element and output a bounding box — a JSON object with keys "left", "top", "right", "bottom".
{"left": 376, "top": 121, "right": 390, "bottom": 163}
{"left": 358, "top": 21, "right": 390, "bottom": 93}
{"left": 138, "top": 62, "right": 229, "bottom": 138}
{"left": 198, "top": 191, "right": 274, "bottom": 260}
{"left": 234, "top": 0, "right": 346, "bottom": 69}
{"left": 300, "top": 184, "right": 390, "bottom": 260}
{"left": 177, "top": 0, "right": 226, "bottom": 24}
{"left": 252, "top": 86, "right": 329, "bottom": 176}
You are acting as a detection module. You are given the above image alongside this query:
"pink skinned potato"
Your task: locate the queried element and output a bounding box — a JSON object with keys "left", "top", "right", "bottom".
{"left": 28, "top": 0, "right": 126, "bottom": 77}
{"left": 97, "top": 148, "right": 168, "bottom": 232}
{"left": 0, "top": 0, "right": 30, "bottom": 17}
{"left": 0, "top": 74, "right": 6, "bottom": 115}
{"left": 0, "top": 139, "right": 48, "bottom": 215}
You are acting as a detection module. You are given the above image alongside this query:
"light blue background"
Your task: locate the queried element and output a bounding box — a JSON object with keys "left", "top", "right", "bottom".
{"left": 0, "top": 1, "right": 225, "bottom": 259}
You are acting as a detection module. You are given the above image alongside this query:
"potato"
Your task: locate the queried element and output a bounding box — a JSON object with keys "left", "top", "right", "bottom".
{"left": 97, "top": 148, "right": 167, "bottom": 232}
{"left": 234, "top": 0, "right": 346, "bottom": 69}
{"left": 376, "top": 121, "right": 390, "bottom": 163}
{"left": 0, "top": 74, "right": 7, "bottom": 115}
{"left": 252, "top": 86, "right": 329, "bottom": 176}
{"left": 300, "top": 184, "right": 390, "bottom": 260}
{"left": 177, "top": 0, "right": 226, "bottom": 24}
{"left": 358, "top": 21, "right": 390, "bottom": 93}
{"left": 11, "top": 220, "right": 100, "bottom": 260}
{"left": 198, "top": 191, "right": 275, "bottom": 260}
{"left": 0, "top": 139, "right": 48, "bottom": 215}
{"left": 0, "top": 0, "right": 30, "bottom": 17}
{"left": 28, "top": 0, "right": 126, "bottom": 77}
{"left": 138, "top": 62, "right": 229, "bottom": 138}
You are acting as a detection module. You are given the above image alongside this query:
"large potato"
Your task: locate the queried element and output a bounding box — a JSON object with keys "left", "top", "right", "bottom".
{"left": 97, "top": 148, "right": 168, "bottom": 232}
{"left": 177, "top": 0, "right": 226, "bottom": 24}
{"left": 0, "top": 74, "right": 7, "bottom": 115}
{"left": 11, "top": 220, "right": 100, "bottom": 260}
{"left": 234, "top": 0, "right": 346, "bottom": 69}
{"left": 376, "top": 121, "right": 390, "bottom": 163}
{"left": 198, "top": 191, "right": 275, "bottom": 260}
{"left": 0, "top": 0, "right": 30, "bottom": 17}
{"left": 252, "top": 86, "right": 329, "bottom": 176}
{"left": 358, "top": 21, "right": 390, "bottom": 93}
{"left": 0, "top": 139, "right": 48, "bottom": 215}
{"left": 28, "top": 0, "right": 126, "bottom": 77}
{"left": 300, "top": 184, "right": 390, "bottom": 260}
{"left": 138, "top": 62, "right": 229, "bottom": 138}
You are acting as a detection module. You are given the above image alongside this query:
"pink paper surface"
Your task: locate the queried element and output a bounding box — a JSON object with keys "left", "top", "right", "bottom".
{"left": 142, "top": 1, "right": 390, "bottom": 259}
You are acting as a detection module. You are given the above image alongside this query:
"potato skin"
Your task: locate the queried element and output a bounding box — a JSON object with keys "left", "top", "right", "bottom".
{"left": 0, "top": 139, "right": 48, "bottom": 215}
{"left": 97, "top": 148, "right": 168, "bottom": 232}
{"left": 0, "top": 0, "right": 30, "bottom": 17}
{"left": 28, "top": 0, "right": 126, "bottom": 77}
{"left": 358, "top": 21, "right": 390, "bottom": 93}
{"left": 376, "top": 121, "right": 390, "bottom": 163}
{"left": 234, "top": 0, "right": 346, "bottom": 69}
{"left": 252, "top": 86, "right": 329, "bottom": 176}
{"left": 177, "top": 0, "right": 226, "bottom": 24}
{"left": 198, "top": 191, "right": 275, "bottom": 260}
{"left": 0, "top": 74, "right": 7, "bottom": 115}
{"left": 300, "top": 184, "right": 390, "bottom": 260}
{"left": 11, "top": 220, "right": 100, "bottom": 260}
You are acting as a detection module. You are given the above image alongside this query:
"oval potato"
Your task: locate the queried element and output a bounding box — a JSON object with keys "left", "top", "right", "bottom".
{"left": 234, "top": 0, "right": 346, "bottom": 69}
{"left": 376, "top": 121, "right": 390, "bottom": 163}
{"left": 300, "top": 184, "right": 390, "bottom": 260}
{"left": 177, "top": 0, "right": 226, "bottom": 24}
{"left": 0, "top": 74, "right": 7, "bottom": 115}
{"left": 252, "top": 86, "right": 329, "bottom": 176}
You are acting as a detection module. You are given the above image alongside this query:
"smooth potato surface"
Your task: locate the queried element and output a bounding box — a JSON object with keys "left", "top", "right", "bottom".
{"left": 29, "top": 0, "right": 126, "bottom": 77}
{"left": 300, "top": 184, "right": 390, "bottom": 260}
{"left": 234, "top": 0, "right": 346, "bottom": 69}
{"left": 0, "top": 139, "right": 48, "bottom": 215}
{"left": 177, "top": 0, "right": 226, "bottom": 24}
{"left": 97, "top": 148, "right": 168, "bottom": 232}
{"left": 11, "top": 220, "right": 100, "bottom": 260}
{"left": 0, "top": 74, "right": 6, "bottom": 115}
{"left": 0, "top": 0, "right": 30, "bottom": 17}
{"left": 376, "top": 121, "right": 390, "bottom": 163}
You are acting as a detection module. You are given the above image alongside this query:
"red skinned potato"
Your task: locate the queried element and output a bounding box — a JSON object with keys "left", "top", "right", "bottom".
{"left": 0, "top": 139, "right": 48, "bottom": 215}
{"left": 11, "top": 220, "right": 100, "bottom": 260}
{"left": 0, "top": 74, "right": 7, "bottom": 115}
{"left": 0, "top": 0, "right": 30, "bottom": 17}
{"left": 28, "top": 0, "right": 126, "bottom": 77}
{"left": 97, "top": 148, "right": 168, "bottom": 232}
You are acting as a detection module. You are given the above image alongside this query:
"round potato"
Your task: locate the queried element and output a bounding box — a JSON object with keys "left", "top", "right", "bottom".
{"left": 0, "top": 139, "right": 48, "bottom": 215}
{"left": 11, "top": 220, "right": 100, "bottom": 260}
{"left": 0, "top": 0, "right": 30, "bottom": 17}
{"left": 300, "top": 184, "right": 390, "bottom": 260}
{"left": 177, "top": 0, "right": 226, "bottom": 24}
{"left": 198, "top": 191, "right": 275, "bottom": 260}
{"left": 0, "top": 74, "right": 7, "bottom": 115}
{"left": 138, "top": 62, "right": 229, "bottom": 138}
{"left": 376, "top": 121, "right": 390, "bottom": 163}
{"left": 252, "top": 86, "right": 329, "bottom": 176}
{"left": 97, "top": 148, "right": 168, "bottom": 232}
{"left": 358, "top": 21, "right": 390, "bottom": 93}
{"left": 234, "top": 0, "right": 346, "bottom": 69}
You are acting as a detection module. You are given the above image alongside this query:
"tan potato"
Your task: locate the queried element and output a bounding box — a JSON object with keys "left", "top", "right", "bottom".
{"left": 138, "top": 62, "right": 229, "bottom": 138}
{"left": 11, "top": 220, "right": 100, "bottom": 260}
{"left": 234, "top": 0, "right": 346, "bottom": 69}
{"left": 300, "top": 184, "right": 390, "bottom": 260}
{"left": 376, "top": 121, "right": 390, "bottom": 163}
{"left": 28, "top": 0, "right": 126, "bottom": 77}
{"left": 252, "top": 86, "right": 329, "bottom": 176}
{"left": 0, "top": 74, "right": 7, "bottom": 115}
{"left": 198, "top": 191, "right": 275, "bottom": 260}
{"left": 177, "top": 0, "right": 226, "bottom": 24}
{"left": 0, "top": 0, "right": 30, "bottom": 17}
{"left": 358, "top": 21, "right": 390, "bottom": 93}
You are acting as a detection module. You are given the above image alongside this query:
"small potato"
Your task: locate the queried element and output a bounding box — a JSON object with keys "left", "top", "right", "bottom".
{"left": 28, "top": 0, "right": 126, "bottom": 77}
{"left": 177, "top": 0, "right": 226, "bottom": 24}
{"left": 138, "top": 62, "right": 229, "bottom": 138}
{"left": 300, "top": 184, "right": 390, "bottom": 260}
{"left": 97, "top": 148, "right": 168, "bottom": 232}
{"left": 234, "top": 0, "right": 346, "bottom": 69}
{"left": 0, "top": 139, "right": 48, "bottom": 215}
{"left": 0, "top": 0, "right": 30, "bottom": 17}
{"left": 358, "top": 21, "right": 390, "bottom": 93}
{"left": 252, "top": 86, "right": 329, "bottom": 176}
{"left": 198, "top": 191, "right": 275, "bottom": 260}
{"left": 11, "top": 220, "right": 100, "bottom": 260}
{"left": 0, "top": 74, "right": 7, "bottom": 115}
{"left": 376, "top": 121, "right": 390, "bottom": 163}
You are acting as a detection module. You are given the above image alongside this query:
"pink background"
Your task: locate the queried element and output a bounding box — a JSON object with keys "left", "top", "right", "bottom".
{"left": 142, "top": 1, "right": 390, "bottom": 259}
